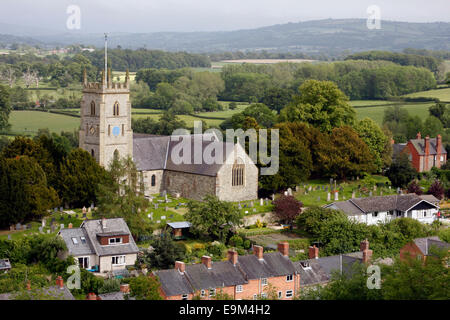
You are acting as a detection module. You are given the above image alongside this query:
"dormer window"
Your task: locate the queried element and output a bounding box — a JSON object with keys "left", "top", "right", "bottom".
{"left": 71, "top": 237, "right": 78, "bottom": 245}
{"left": 109, "top": 237, "right": 123, "bottom": 245}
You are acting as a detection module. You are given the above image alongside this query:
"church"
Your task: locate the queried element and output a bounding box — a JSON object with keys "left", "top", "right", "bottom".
{"left": 78, "top": 50, "right": 258, "bottom": 202}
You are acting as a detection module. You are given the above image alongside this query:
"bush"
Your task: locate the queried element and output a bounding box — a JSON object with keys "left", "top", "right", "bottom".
{"left": 207, "top": 242, "right": 226, "bottom": 259}
{"left": 439, "top": 228, "right": 450, "bottom": 243}
{"left": 243, "top": 239, "right": 251, "bottom": 249}
{"left": 228, "top": 235, "right": 244, "bottom": 248}
{"left": 98, "top": 278, "right": 121, "bottom": 294}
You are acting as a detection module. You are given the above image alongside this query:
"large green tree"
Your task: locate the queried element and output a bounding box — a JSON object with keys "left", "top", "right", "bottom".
{"left": 386, "top": 153, "right": 418, "bottom": 187}
{"left": 0, "top": 84, "right": 11, "bottom": 131}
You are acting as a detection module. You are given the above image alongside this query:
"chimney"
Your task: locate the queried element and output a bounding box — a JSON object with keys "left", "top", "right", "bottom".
{"left": 416, "top": 132, "right": 421, "bottom": 140}
{"left": 277, "top": 242, "right": 289, "bottom": 257}
{"left": 227, "top": 250, "right": 238, "bottom": 265}
{"left": 390, "top": 138, "right": 395, "bottom": 145}
{"left": 201, "top": 256, "right": 212, "bottom": 269}
{"left": 253, "top": 245, "right": 264, "bottom": 260}
{"left": 120, "top": 284, "right": 130, "bottom": 294}
{"left": 436, "top": 134, "right": 442, "bottom": 155}
{"left": 87, "top": 292, "right": 97, "bottom": 300}
{"left": 308, "top": 245, "right": 319, "bottom": 259}
{"left": 56, "top": 276, "right": 64, "bottom": 289}
{"left": 175, "top": 261, "right": 185, "bottom": 273}
{"left": 26, "top": 280, "right": 31, "bottom": 291}
{"left": 361, "top": 239, "right": 373, "bottom": 264}
{"left": 425, "top": 136, "right": 430, "bottom": 156}
{"left": 68, "top": 223, "right": 73, "bottom": 229}
{"left": 101, "top": 217, "right": 106, "bottom": 229}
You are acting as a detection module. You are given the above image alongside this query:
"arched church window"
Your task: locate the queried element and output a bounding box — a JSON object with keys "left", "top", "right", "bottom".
{"left": 232, "top": 160, "right": 244, "bottom": 186}
{"left": 113, "top": 101, "right": 119, "bottom": 116}
{"left": 151, "top": 174, "right": 156, "bottom": 187}
{"left": 90, "top": 101, "right": 95, "bottom": 116}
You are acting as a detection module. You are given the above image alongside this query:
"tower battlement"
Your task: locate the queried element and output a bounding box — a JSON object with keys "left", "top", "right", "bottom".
{"left": 82, "top": 69, "right": 130, "bottom": 92}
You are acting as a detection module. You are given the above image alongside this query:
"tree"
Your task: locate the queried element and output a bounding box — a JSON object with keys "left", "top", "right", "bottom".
{"left": 354, "top": 118, "right": 391, "bottom": 171}
{"left": 185, "top": 195, "right": 243, "bottom": 242}
{"left": 279, "top": 80, "right": 355, "bottom": 132}
{"left": 129, "top": 276, "right": 163, "bottom": 300}
{"left": 0, "top": 155, "right": 59, "bottom": 227}
{"left": 272, "top": 195, "right": 303, "bottom": 225}
{"left": 0, "top": 84, "right": 11, "bottom": 131}
{"left": 428, "top": 179, "right": 445, "bottom": 200}
{"left": 385, "top": 153, "right": 417, "bottom": 188}
{"left": 140, "top": 232, "right": 186, "bottom": 269}
{"left": 229, "top": 103, "right": 277, "bottom": 129}
{"left": 407, "top": 180, "right": 423, "bottom": 195}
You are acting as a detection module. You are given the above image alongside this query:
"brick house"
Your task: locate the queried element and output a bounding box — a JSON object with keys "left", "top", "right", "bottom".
{"left": 400, "top": 236, "right": 450, "bottom": 262}
{"left": 58, "top": 218, "right": 139, "bottom": 273}
{"left": 400, "top": 133, "right": 447, "bottom": 172}
{"left": 154, "top": 242, "right": 299, "bottom": 300}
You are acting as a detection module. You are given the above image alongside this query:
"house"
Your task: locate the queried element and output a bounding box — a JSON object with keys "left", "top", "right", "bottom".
{"left": 166, "top": 221, "right": 191, "bottom": 240}
{"left": 396, "top": 133, "right": 447, "bottom": 172}
{"left": 58, "top": 218, "right": 139, "bottom": 273}
{"left": 325, "top": 193, "right": 439, "bottom": 225}
{"left": 400, "top": 236, "right": 450, "bottom": 262}
{"left": 98, "top": 283, "right": 135, "bottom": 300}
{"left": 0, "top": 276, "right": 75, "bottom": 300}
{"left": 293, "top": 240, "right": 371, "bottom": 288}
{"left": 154, "top": 242, "right": 299, "bottom": 300}
{"left": 0, "top": 259, "right": 11, "bottom": 273}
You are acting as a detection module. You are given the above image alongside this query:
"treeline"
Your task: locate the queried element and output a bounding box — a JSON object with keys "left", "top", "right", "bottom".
{"left": 345, "top": 50, "right": 442, "bottom": 75}
{"left": 81, "top": 48, "right": 211, "bottom": 71}
{"left": 206, "top": 50, "right": 315, "bottom": 62}
{"left": 403, "top": 48, "right": 450, "bottom": 60}
{"left": 219, "top": 60, "right": 436, "bottom": 103}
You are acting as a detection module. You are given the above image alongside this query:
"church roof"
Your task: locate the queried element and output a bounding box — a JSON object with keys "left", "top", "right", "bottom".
{"left": 133, "top": 133, "right": 237, "bottom": 176}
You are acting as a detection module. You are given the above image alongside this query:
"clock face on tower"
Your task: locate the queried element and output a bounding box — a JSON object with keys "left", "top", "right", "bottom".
{"left": 112, "top": 126, "right": 120, "bottom": 136}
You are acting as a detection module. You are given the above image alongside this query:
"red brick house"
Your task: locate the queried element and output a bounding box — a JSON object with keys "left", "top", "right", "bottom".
{"left": 400, "top": 236, "right": 450, "bottom": 262}
{"left": 401, "top": 133, "right": 447, "bottom": 172}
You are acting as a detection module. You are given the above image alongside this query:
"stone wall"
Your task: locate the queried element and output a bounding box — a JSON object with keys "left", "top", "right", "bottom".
{"left": 142, "top": 170, "right": 164, "bottom": 196}
{"left": 164, "top": 170, "right": 217, "bottom": 201}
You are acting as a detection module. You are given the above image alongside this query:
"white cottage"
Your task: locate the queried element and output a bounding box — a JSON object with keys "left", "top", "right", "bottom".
{"left": 325, "top": 194, "right": 440, "bottom": 225}
{"left": 58, "top": 218, "right": 139, "bottom": 273}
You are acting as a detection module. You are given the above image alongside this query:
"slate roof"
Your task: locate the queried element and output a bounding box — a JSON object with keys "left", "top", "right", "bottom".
{"left": 0, "top": 286, "right": 75, "bottom": 300}
{"left": 327, "top": 194, "right": 438, "bottom": 216}
{"left": 98, "top": 292, "right": 135, "bottom": 300}
{"left": 294, "top": 252, "right": 363, "bottom": 286}
{"left": 392, "top": 143, "right": 406, "bottom": 158}
{"left": 154, "top": 269, "right": 194, "bottom": 296}
{"left": 409, "top": 138, "right": 447, "bottom": 155}
{"left": 414, "top": 236, "right": 450, "bottom": 255}
{"left": 81, "top": 218, "right": 139, "bottom": 257}
{"left": 237, "top": 252, "right": 296, "bottom": 279}
{"left": 419, "top": 194, "right": 440, "bottom": 205}
{"left": 185, "top": 260, "right": 248, "bottom": 289}
{"left": 132, "top": 133, "right": 240, "bottom": 176}
{"left": 167, "top": 221, "right": 192, "bottom": 229}
{"left": 59, "top": 228, "right": 95, "bottom": 256}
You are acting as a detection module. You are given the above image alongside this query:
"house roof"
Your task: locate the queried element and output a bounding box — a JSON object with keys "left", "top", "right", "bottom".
{"left": 154, "top": 269, "right": 194, "bottom": 296}
{"left": 237, "top": 252, "right": 296, "bottom": 279}
{"left": 0, "top": 286, "right": 75, "bottom": 300}
{"left": 414, "top": 236, "right": 450, "bottom": 255}
{"left": 98, "top": 292, "right": 135, "bottom": 300}
{"left": 326, "top": 194, "right": 438, "bottom": 216}
{"left": 409, "top": 138, "right": 447, "bottom": 155}
{"left": 59, "top": 228, "right": 95, "bottom": 256}
{"left": 132, "top": 133, "right": 240, "bottom": 176}
{"left": 294, "top": 252, "right": 363, "bottom": 286}
{"left": 418, "top": 194, "right": 440, "bottom": 204}
{"left": 79, "top": 218, "right": 139, "bottom": 257}
{"left": 393, "top": 143, "right": 407, "bottom": 157}
{"left": 167, "top": 221, "right": 191, "bottom": 229}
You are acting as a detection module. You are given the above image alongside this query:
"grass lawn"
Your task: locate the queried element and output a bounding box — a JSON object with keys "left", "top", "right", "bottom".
{"left": 7, "top": 110, "right": 80, "bottom": 135}
{"left": 295, "top": 176, "right": 395, "bottom": 207}
{"left": 403, "top": 87, "right": 450, "bottom": 102}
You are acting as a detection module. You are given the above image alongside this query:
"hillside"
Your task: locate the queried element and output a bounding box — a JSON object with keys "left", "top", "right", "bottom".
{"left": 1, "top": 19, "right": 449, "bottom": 55}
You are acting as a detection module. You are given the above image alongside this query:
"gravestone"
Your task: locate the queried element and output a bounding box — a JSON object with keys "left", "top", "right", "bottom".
{"left": 295, "top": 186, "right": 299, "bottom": 192}
{"left": 271, "top": 194, "right": 275, "bottom": 201}
{"left": 265, "top": 199, "right": 269, "bottom": 205}
{"left": 54, "top": 207, "right": 58, "bottom": 213}
{"left": 352, "top": 191, "right": 356, "bottom": 199}
{"left": 60, "top": 224, "right": 64, "bottom": 229}
{"left": 260, "top": 198, "right": 264, "bottom": 206}
{"left": 369, "top": 191, "right": 373, "bottom": 197}
{"left": 156, "top": 220, "right": 161, "bottom": 224}
{"left": 82, "top": 206, "right": 87, "bottom": 214}
{"left": 154, "top": 203, "right": 158, "bottom": 209}
{"left": 317, "top": 196, "right": 321, "bottom": 201}
{"left": 88, "top": 207, "right": 92, "bottom": 214}
{"left": 161, "top": 216, "right": 166, "bottom": 220}
{"left": 164, "top": 206, "right": 168, "bottom": 212}
{"left": 50, "top": 225, "right": 56, "bottom": 233}
{"left": 15, "top": 223, "right": 21, "bottom": 230}
{"left": 47, "top": 230, "right": 50, "bottom": 234}
{"left": 380, "top": 191, "right": 383, "bottom": 196}
{"left": 287, "top": 188, "right": 292, "bottom": 196}
{"left": 253, "top": 208, "right": 257, "bottom": 212}
{"left": 60, "top": 207, "right": 63, "bottom": 212}
{"left": 38, "top": 226, "right": 43, "bottom": 233}
{"left": 238, "top": 203, "right": 242, "bottom": 209}
{"left": 90, "top": 203, "right": 94, "bottom": 209}
{"left": 83, "top": 212, "right": 87, "bottom": 218}
{"left": 308, "top": 186, "right": 312, "bottom": 192}
{"left": 334, "top": 192, "right": 339, "bottom": 201}
{"left": 250, "top": 201, "right": 254, "bottom": 208}
{"left": 245, "top": 211, "right": 248, "bottom": 214}
{"left": 9, "top": 225, "right": 14, "bottom": 231}
{"left": 7, "top": 235, "right": 11, "bottom": 240}
{"left": 374, "top": 185, "right": 377, "bottom": 191}
{"left": 284, "top": 191, "right": 288, "bottom": 196}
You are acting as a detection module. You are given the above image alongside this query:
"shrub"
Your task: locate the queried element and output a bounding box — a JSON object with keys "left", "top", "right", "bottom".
{"left": 228, "top": 235, "right": 244, "bottom": 248}
{"left": 98, "top": 278, "right": 121, "bottom": 294}
{"left": 243, "top": 239, "right": 251, "bottom": 249}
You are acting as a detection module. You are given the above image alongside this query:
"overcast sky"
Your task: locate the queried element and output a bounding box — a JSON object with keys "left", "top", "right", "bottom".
{"left": 1, "top": 0, "right": 449, "bottom": 33}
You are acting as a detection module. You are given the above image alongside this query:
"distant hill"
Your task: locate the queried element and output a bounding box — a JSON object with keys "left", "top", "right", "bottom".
{"left": 1, "top": 19, "right": 449, "bottom": 55}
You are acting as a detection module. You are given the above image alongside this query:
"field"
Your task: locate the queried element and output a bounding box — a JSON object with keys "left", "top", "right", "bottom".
{"left": 6, "top": 110, "right": 80, "bottom": 135}
{"left": 355, "top": 102, "right": 434, "bottom": 125}
{"left": 403, "top": 87, "right": 450, "bottom": 102}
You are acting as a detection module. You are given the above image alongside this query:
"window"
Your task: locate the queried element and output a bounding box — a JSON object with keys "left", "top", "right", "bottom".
{"left": 151, "top": 174, "right": 156, "bottom": 187}
{"left": 261, "top": 278, "right": 268, "bottom": 286}
{"left": 388, "top": 210, "right": 395, "bottom": 216}
{"left": 113, "top": 101, "right": 119, "bottom": 116}
{"left": 200, "top": 290, "right": 206, "bottom": 298}
{"left": 232, "top": 161, "right": 244, "bottom": 186}
{"left": 91, "top": 149, "right": 95, "bottom": 157}
{"left": 80, "top": 237, "right": 86, "bottom": 244}
{"left": 78, "top": 257, "right": 89, "bottom": 269}
{"left": 112, "top": 255, "right": 125, "bottom": 265}
{"left": 396, "top": 211, "right": 402, "bottom": 217}
{"left": 109, "top": 237, "right": 123, "bottom": 245}
{"left": 90, "top": 101, "right": 95, "bottom": 116}
{"left": 209, "top": 288, "right": 216, "bottom": 297}
{"left": 181, "top": 294, "right": 188, "bottom": 300}
{"left": 285, "top": 290, "right": 293, "bottom": 298}
{"left": 286, "top": 274, "right": 293, "bottom": 282}
{"left": 71, "top": 237, "right": 78, "bottom": 245}
{"left": 236, "top": 285, "right": 243, "bottom": 293}
{"left": 278, "top": 291, "right": 282, "bottom": 299}
{"left": 441, "top": 156, "right": 444, "bottom": 162}
{"left": 373, "top": 212, "right": 378, "bottom": 217}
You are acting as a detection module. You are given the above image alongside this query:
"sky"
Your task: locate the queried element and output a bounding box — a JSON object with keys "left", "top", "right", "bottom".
{"left": 1, "top": 0, "right": 449, "bottom": 34}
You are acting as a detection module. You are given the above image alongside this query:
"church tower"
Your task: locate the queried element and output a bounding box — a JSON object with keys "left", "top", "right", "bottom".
{"left": 79, "top": 34, "right": 133, "bottom": 167}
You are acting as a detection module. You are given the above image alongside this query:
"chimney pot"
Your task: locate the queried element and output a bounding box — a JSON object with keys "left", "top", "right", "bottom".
{"left": 360, "top": 239, "right": 370, "bottom": 252}
{"left": 436, "top": 134, "right": 442, "bottom": 155}
{"left": 175, "top": 261, "right": 185, "bottom": 273}
{"left": 253, "top": 245, "right": 264, "bottom": 260}
{"left": 277, "top": 242, "right": 290, "bottom": 257}
{"left": 26, "top": 280, "right": 31, "bottom": 291}
{"left": 425, "top": 136, "right": 430, "bottom": 156}
{"left": 101, "top": 217, "right": 106, "bottom": 229}
{"left": 308, "top": 245, "right": 319, "bottom": 259}
{"left": 201, "top": 256, "right": 212, "bottom": 269}
{"left": 119, "top": 284, "right": 130, "bottom": 293}
{"left": 87, "top": 292, "right": 97, "bottom": 300}
{"left": 227, "top": 250, "right": 238, "bottom": 265}
{"left": 68, "top": 223, "right": 73, "bottom": 229}
{"left": 56, "top": 276, "right": 64, "bottom": 289}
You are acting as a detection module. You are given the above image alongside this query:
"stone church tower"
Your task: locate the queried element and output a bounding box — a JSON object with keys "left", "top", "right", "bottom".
{"left": 79, "top": 69, "right": 133, "bottom": 167}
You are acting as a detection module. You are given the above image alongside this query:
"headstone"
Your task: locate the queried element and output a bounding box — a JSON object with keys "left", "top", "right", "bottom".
{"left": 88, "top": 207, "right": 92, "bottom": 214}
{"left": 245, "top": 211, "right": 248, "bottom": 214}
{"left": 374, "top": 185, "right": 377, "bottom": 191}
{"left": 7, "top": 235, "right": 11, "bottom": 240}
{"left": 356, "top": 176, "right": 359, "bottom": 181}
{"left": 82, "top": 206, "right": 87, "bottom": 214}
{"left": 161, "top": 216, "right": 166, "bottom": 220}
{"left": 83, "top": 213, "right": 87, "bottom": 218}
{"left": 60, "top": 207, "right": 63, "bottom": 212}
{"left": 9, "top": 225, "right": 14, "bottom": 231}
{"left": 154, "top": 203, "right": 158, "bottom": 209}
{"left": 334, "top": 192, "right": 339, "bottom": 201}
{"left": 54, "top": 207, "right": 58, "bottom": 213}
{"left": 250, "top": 201, "right": 254, "bottom": 208}
{"left": 253, "top": 208, "right": 257, "bottom": 212}
{"left": 16, "top": 223, "right": 21, "bottom": 230}
{"left": 308, "top": 186, "right": 312, "bottom": 192}
{"left": 352, "top": 191, "right": 356, "bottom": 199}
{"left": 156, "top": 220, "right": 161, "bottom": 224}
{"left": 47, "top": 229, "right": 50, "bottom": 234}
{"left": 238, "top": 203, "right": 242, "bottom": 209}
{"left": 271, "top": 194, "right": 275, "bottom": 201}
{"left": 295, "top": 186, "right": 299, "bottom": 192}
{"left": 90, "top": 203, "right": 94, "bottom": 209}
{"left": 265, "top": 199, "right": 269, "bottom": 205}
{"left": 164, "top": 206, "right": 168, "bottom": 212}
{"left": 50, "top": 225, "right": 55, "bottom": 232}
{"left": 26, "top": 223, "right": 32, "bottom": 230}
{"left": 369, "top": 191, "right": 373, "bottom": 197}
{"left": 380, "top": 191, "right": 383, "bottom": 196}
{"left": 317, "top": 196, "right": 321, "bottom": 201}
{"left": 175, "top": 193, "right": 180, "bottom": 199}
{"left": 397, "top": 187, "right": 400, "bottom": 194}
{"left": 287, "top": 188, "right": 292, "bottom": 196}
{"left": 60, "top": 224, "right": 64, "bottom": 229}
{"left": 38, "top": 226, "right": 43, "bottom": 233}
{"left": 260, "top": 198, "right": 264, "bottom": 206}
{"left": 284, "top": 191, "right": 288, "bottom": 196}
{"left": 389, "top": 186, "right": 391, "bottom": 190}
